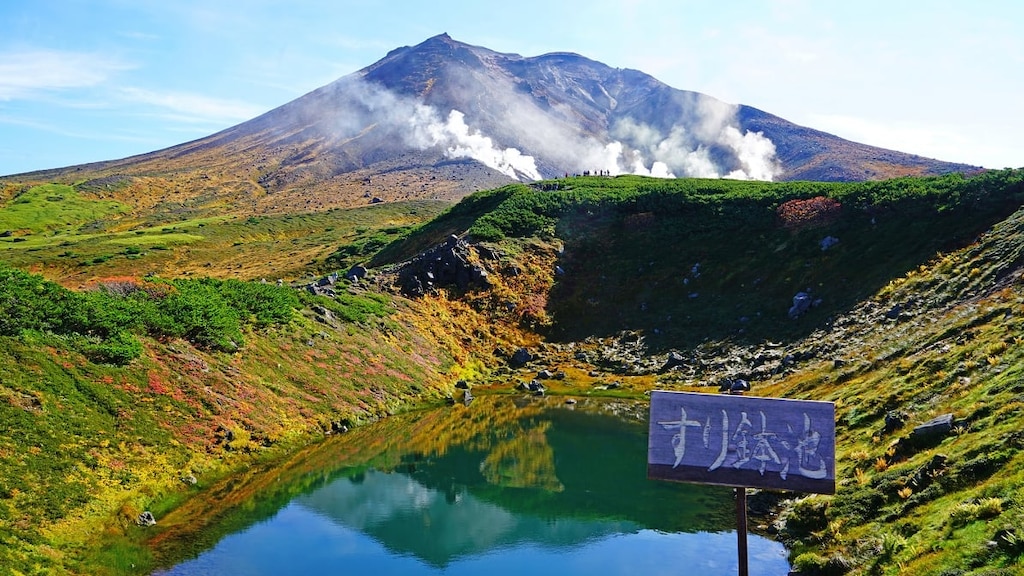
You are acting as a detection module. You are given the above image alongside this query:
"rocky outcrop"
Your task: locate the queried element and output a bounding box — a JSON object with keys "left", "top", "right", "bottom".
{"left": 397, "top": 235, "right": 491, "bottom": 297}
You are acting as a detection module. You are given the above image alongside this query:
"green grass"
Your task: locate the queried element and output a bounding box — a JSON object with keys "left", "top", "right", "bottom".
{"left": 0, "top": 199, "right": 447, "bottom": 284}
{"left": 0, "top": 183, "right": 128, "bottom": 235}
{"left": 753, "top": 202, "right": 1024, "bottom": 574}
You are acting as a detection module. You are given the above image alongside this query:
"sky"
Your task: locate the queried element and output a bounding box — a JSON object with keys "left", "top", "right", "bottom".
{"left": 1, "top": 0, "right": 1022, "bottom": 176}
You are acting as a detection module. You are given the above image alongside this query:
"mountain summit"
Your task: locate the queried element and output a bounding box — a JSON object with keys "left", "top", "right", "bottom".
{"left": 17, "top": 34, "right": 978, "bottom": 210}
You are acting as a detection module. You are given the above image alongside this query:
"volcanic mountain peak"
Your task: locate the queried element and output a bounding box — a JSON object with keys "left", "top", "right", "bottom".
{"left": 12, "top": 34, "right": 979, "bottom": 215}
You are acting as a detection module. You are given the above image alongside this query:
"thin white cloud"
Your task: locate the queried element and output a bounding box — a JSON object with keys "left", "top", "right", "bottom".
{"left": 0, "top": 49, "right": 133, "bottom": 100}
{"left": 805, "top": 113, "right": 999, "bottom": 167}
{"left": 117, "top": 87, "right": 268, "bottom": 124}
{"left": 0, "top": 113, "right": 156, "bottom": 144}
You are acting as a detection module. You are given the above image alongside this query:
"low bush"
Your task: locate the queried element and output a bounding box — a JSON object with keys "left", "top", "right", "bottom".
{"left": 0, "top": 264, "right": 299, "bottom": 363}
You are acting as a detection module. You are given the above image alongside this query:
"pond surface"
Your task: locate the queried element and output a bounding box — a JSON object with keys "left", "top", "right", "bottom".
{"left": 149, "top": 396, "right": 790, "bottom": 575}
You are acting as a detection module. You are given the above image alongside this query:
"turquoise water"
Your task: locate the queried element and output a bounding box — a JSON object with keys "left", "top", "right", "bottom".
{"left": 151, "top": 396, "right": 790, "bottom": 575}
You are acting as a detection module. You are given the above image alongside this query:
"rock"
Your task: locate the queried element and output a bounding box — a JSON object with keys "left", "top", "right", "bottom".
{"left": 885, "top": 304, "right": 903, "bottom": 320}
{"left": 463, "top": 389, "right": 474, "bottom": 405}
{"left": 181, "top": 474, "right": 198, "bottom": 486}
{"left": 565, "top": 398, "right": 577, "bottom": 405}
{"left": 588, "top": 370, "right": 600, "bottom": 377}
{"left": 912, "top": 413, "right": 954, "bottom": 440}
{"left": 476, "top": 245, "right": 501, "bottom": 260}
{"left": 510, "top": 348, "right": 533, "bottom": 366}
{"left": 820, "top": 236, "right": 840, "bottom": 251}
{"left": 396, "top": 235, "right": 491, "bottom": 296}
{"left": 553, "top": 370, "right": 566, "bottom": 380}
{"left": 345, "top": 265, "right": 368, "bottom": 282}
{"left": 908, "top": 453, "right": 947, "bottom": 490}
{"left": 313, "top": 272, "right": 338, "bottom": 287}
{"left": 312, "top": 305, "right": 337, "bottom": 326}
{"left": 719, "top": 378, "right": 751, "bottom": 393}
{"left": 528, "top": 380, "right": 545, "bottom": 392}
{"left": 747, "top": 490, "right": 784, "bottom": 516}
{"left": 555, "top": 265, "right": 565, "bottom": 276}
{"left": 788, "top": 291, "right": 812, "bottom": 319}
{"left": 305, "top": 283, "right": 336, "bottom": 298}
{"left": 455, "top": 380, "right": 470, "bottom": 389}
{"left": 137, "top": 511, "right": 157, "bottom": 526}
{"left": 661, "top": 351, "right": 686, "bottom": 372}
{"left": 883, "top": 411, "right": 908, "bottom": 434}
{"left": 537, "top": 369, "right": 554, "bottom": 380}
{"left": 515, "top": 381, "right": 529, "bottom": 391}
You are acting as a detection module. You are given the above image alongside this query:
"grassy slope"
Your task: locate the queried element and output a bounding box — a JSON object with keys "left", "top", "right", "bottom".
{"left": 761, "top": 206, "right": 1024, "bottom": 574}
{"left": 3, "top": 170, "right": 1024, "bottom": 574}
{"left": 381, "top": 170, "right": 1024, "bottom": 575}
{"left": 0, "top": 183, "right": 526, "bottom": 574}
{"left": 0, "top": 182, "right": 448, "bottom": 287}
{"left": 0, "top": 296, "right": 479, "bottom": 574}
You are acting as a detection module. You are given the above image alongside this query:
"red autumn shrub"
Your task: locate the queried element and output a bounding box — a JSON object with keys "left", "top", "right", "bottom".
{"left": 777, "top": 196, "right": 842, "bottom": 230}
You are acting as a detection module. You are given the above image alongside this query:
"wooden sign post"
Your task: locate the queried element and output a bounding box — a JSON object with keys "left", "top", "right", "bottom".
{"left": 648, "top": 391, "right": 836, "bottom": 575}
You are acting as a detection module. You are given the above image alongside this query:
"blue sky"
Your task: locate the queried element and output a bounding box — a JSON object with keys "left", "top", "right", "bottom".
{"left": 1, "top": 0, "right": 1021, "bottom": 176}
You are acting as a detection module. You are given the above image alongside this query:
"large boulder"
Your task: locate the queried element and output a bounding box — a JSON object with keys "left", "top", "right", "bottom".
{"left": 396, "top": 235, "right": 492, "bottom": 297}
{"left": 510, "top": 348, "right": 533, "bottom": 366}
{"left": 660, "top": 350, "right": 686, "bottom": 372}
{"left": 912, "top": 413, "right": 954, "bottom": 440}
{"left": 345, "top": 265, "right": 368, "bottom": 282}
{"left": 788, "top": 291, "right": 813, "bottom": 319}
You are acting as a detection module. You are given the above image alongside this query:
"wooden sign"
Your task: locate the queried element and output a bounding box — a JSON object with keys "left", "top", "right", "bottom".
{"left": 648, "top": 391, "right": 836, "bottom": 494}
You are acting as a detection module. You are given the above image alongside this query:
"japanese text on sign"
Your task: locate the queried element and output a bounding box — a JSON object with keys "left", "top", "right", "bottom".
{"left": 648, "top": 391, "right": 836, "bottom": 494}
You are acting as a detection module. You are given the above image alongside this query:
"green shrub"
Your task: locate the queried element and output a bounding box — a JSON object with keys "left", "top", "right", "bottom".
{"left": 0, "top": 264, "right": 77, "bottom": 334}
{"left": 793, "top": 552, "right": 830, "bottom": 572}
{"left": 950, "top": 498, "right": 1004, "bottom": 527}
{"left": 157, "top": 280, "right": 243, "bottom": 351}
{"left": 0, "top": 263, "right": 297, "bottom": 362}
{"left": 213, "top": 278, "right": 298, "bottom": 328}
{"left": 784, "top": 496, "right": 831, "bottom": 535}
{"left": 301, "top": 290, "right": 391, "bottom": 324}
{"left": 79, "top": 331, "right": 144, "bottom": 365}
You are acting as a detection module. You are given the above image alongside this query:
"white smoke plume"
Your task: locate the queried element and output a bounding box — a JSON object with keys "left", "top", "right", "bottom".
{"left": 407, "top": 107, "right": 541, "bottom": 180}
{"left": 719, "top": 126, "right": 780, "bottom": 181}
{"left": 455, "top": 72, "right": 782, "bottom": 181}
{"left": 320, "top": 77, "right": 541, "bottom": 181}
{"left": 322, "top": 75, "right": 779, "bottom": 183}
{"left": 608, "top": 115, "right": 782, "bottom": 181}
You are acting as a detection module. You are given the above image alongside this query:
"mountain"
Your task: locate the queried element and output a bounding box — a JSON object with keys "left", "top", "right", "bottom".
{"left": 9, "top": 34, "right": 978, "bottom": 216}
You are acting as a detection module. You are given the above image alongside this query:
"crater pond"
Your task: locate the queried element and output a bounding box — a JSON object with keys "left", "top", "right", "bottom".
{"left": 146, "top": 396, "right": 790, "bottom": 575}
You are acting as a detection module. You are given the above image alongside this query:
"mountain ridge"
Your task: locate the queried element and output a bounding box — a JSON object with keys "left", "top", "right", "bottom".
{"left": 4, "top": 34, "right": 979, "bottom": 218}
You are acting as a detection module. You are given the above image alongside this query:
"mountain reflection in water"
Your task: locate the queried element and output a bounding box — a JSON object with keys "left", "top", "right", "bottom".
{"left": 152, "top": 396, "right": 790, "bottom": 575}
